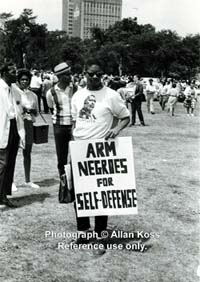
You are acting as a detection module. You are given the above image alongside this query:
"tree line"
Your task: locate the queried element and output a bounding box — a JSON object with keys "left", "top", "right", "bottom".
{"left": 0, "top": 9, "right": 199, "bottom": 79}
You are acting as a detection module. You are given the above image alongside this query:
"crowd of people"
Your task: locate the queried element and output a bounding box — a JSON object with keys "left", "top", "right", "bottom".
{"left": 0, "top": 59, "right": 199, "bottom": 256}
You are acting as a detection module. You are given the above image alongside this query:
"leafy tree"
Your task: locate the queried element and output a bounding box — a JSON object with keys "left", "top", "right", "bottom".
{"left": 44, "top": 30, "right": 68, "bottom": 70}
{"left": 2, "top": 9, "right": 47, "bottom": 68}
{"left": 61, "top": 37, "right": 85, "bottom": 73}
{"left": 0, "top": 13, "right": 13, "bottom": 64}
{"left": 0, "top": 9, "right": 199, "bottom": 79}
{"left": 179, "top": 35, "right": 200, "bottom": 79}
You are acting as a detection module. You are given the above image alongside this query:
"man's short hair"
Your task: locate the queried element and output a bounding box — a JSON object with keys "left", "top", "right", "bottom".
{"left": 134, "top": 74, "right": 141, "bottom": 80}
{"left": 0, "top": 61, "right": 15, "bottom": 76}
{"left": 85, "top": 58, "right": 105, "bottom": 72}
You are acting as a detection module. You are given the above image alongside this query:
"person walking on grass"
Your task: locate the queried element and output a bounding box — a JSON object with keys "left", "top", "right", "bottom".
{"left": 167, "top": 82, "right": 179, "bottom": 116}
{"left": 0, "top": 62, "right": 25, "bottom": 208}
{"left": 146, "top": 78, "right": 156, "bottom": 114}
{"left": 184, "top": 83, "right": 197, "bottom": 116}
{"left": 129, "top": 74, "right": 145, "bottom": 126}
{"left": 159, "top": 81, "right": 169, "bottom": 111}
{"left": 71, "top": 59, "right": 130, "bottom": 256}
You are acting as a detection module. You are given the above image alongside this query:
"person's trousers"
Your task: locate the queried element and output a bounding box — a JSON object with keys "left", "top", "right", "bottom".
{"left": 23, "top": 119, "right": 34, "bottom": 183}
{"left": 0, "top": 119, "right": 19, "bottom": 200}
{"left": 159, "top": 95, "right": 168, "bottom": 110}
{"left": 146, "top": 92, "right": 155, "bottom": 113}
{"left": 42, "top": 96, "right": 49, "bottom": 113}
{"left": 53, "top": 124, "right": 72, "bottom": 176}
{"left": 131, "top": 100, "right": 144, "bottom": 125}
{"left": 74, "top": 202, "right": 108, "bottom": 237}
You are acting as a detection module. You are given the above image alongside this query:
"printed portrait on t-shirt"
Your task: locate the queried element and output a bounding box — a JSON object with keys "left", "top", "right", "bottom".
{"left": 79, "top": 95, "right": 96, "bottom": 120}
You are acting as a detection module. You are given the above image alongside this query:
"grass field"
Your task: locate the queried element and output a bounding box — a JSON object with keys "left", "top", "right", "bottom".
{"left": 0, "top": 100, "right": 199, "bottom": 282}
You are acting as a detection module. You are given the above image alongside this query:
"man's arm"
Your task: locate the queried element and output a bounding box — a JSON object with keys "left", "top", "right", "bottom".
{"left": 134, "top": 83, "right": 143, "bottom": 98}
{"left": 105, "top": 116, "right": 130, "bottom": 140}
{"left": 46, "top": 89, "right": 54, "bottom": 114}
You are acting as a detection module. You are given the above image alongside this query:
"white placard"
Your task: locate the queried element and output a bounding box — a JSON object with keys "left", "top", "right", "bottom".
{"left": 70, "top": 137, "right": 138, "bottom": 217}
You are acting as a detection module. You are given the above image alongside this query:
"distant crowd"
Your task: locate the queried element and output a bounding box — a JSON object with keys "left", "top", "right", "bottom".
{"left": 27, "top": 69, "right": 200, "bottom": 118}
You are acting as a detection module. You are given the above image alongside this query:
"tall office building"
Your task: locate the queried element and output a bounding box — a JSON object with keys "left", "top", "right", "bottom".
{"left": 62, "top": 0, "right": 122, "bottom": 39}
{"left": 62, "top": 0, "right": 75, "bottom": 37}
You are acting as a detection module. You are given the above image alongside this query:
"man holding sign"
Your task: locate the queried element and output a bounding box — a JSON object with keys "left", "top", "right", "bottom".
{"left": 71, "top": 59, "right": 130, "bottom": 255}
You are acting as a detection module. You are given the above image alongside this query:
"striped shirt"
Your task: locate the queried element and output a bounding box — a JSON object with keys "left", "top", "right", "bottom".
{"left": 46, "top": 84, "right": 73, "bottom": 125}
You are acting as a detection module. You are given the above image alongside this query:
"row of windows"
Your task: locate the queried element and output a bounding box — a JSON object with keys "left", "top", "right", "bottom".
{"left": 84, "top": 1, "right": 121, "bottom": 8}
{"left": 84, "top": 20, "right": 116, "bottom": 28}
{"left": 84, "top": 15, "right": 119, "bottom": 22}
{"left": 84, "top": 10, "right": 120, "bottom": 16}
{"left": 84, "top": 2, "right": 121, "bottom": 13}
{"left": 84, "top": 13, "right": 119, "bottom": 18}
{"left": 84, "top": 7, "right": 121, "bottom": 14}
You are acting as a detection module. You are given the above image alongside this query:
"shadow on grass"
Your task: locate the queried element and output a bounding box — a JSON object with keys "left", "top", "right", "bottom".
{"left": 0, "top": 193, "right": 51, "bottom": 212}
{"left": 37, "top": 178, "right": 59, "bottom": 187}
{"left": 17, "top": 178, "right": 59, "bottom": 188}
{"left": 14, "top": 193, "right": 51, "bottom": 207}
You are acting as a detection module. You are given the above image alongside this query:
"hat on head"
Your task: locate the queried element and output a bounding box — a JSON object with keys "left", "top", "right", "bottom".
{"left": 54, "top": 62, "right": 71, "bottom": 75}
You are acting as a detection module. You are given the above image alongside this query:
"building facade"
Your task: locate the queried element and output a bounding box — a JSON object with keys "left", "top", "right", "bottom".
{"left": 62, "top": 0, "right": 122, "bottom": 39}
{"left": 62, "top": 0, "right": 75, "bottom": 37}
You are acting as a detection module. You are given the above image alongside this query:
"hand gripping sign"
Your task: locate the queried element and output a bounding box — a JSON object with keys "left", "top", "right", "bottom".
{"left": 69, "top": 137, "right": 137, "bottom": 217}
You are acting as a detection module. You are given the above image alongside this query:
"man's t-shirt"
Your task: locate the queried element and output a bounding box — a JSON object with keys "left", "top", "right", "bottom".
{"left": 71, "top": 86, "right": 130, "bottom": 140}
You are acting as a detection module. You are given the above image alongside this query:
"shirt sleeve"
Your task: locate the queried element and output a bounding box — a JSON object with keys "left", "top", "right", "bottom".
{"left": 71, "top": 93, "right": 78, "bottom": 121}
{"left": 111, "top": 92, "right": 130, "bottom": 119}
{"left": 46, "top": 89, "right": 53, "bottom": 108}
{"left": 34, "top": 93, "right": 39, "bottom": 115}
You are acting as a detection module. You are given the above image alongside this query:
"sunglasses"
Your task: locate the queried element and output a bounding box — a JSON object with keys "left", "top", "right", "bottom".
{"left": 87, "top": 72, "right": 103, "bottom": 78}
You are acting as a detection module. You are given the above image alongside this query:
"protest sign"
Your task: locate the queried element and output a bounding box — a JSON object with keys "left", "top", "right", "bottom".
{"left": 69, "top": 136, "right": 137, "bottom": 217}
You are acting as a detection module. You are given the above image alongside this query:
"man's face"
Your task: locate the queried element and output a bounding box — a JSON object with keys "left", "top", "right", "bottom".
{"left": 86, "top": 65, "right": 103, "bottom": 90}
{"left": 58, "top": 72, "right": 71, "bottom": 86}
{"left": 133, "top": 75, "right": 138, "bottom": 83}
{"left": 85, "top": 95, "right": 96, "bottom": 111}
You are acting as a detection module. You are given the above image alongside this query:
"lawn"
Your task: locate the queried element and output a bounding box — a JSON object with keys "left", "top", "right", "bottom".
{"left": 0, "top": 100, "right": 199, "bottom": 282}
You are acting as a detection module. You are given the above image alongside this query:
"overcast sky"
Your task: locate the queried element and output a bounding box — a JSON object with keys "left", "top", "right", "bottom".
{"left": 0, "top": 0, "right": 199, "bottom": 36}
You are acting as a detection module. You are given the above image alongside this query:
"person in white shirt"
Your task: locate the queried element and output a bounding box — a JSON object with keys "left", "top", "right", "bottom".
{"left": 184, "top": 83, "right": 198, "bottom": 116}
{"left": 30, "top": 70, "right": 42, "bottom": 112}
{"left": 42, "top": 75, "right": 52, "bottom": 113}
{"left": 146, "top": 78, "right": 156, "bottom": 114}
{"left": 167, "top": 83, "right": 179, "bottom": 116}
{"left": 0, "top": 62, "right": 25, "bottom": 207}
{"left": 71, "top": 60, "right": 130, "bottom": 256}
{"left": 159, "top": 81, "right": 170, "bottom": 111}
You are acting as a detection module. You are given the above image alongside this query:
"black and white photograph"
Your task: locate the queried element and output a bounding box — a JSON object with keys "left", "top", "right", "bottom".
{"left": 0, "top": 0, "right": 200, "bottom": 281}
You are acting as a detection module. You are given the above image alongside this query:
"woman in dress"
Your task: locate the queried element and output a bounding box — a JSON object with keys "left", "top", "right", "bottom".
{"left": 17, "top": 69, "right": 40, "bottom": 188}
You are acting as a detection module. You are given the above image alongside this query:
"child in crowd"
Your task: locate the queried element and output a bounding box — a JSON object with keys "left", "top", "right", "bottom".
{"left": 184, "top": 84, "right": 197, "bottom": 116}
